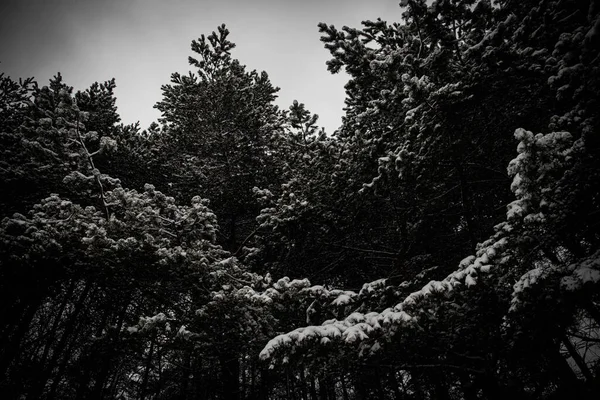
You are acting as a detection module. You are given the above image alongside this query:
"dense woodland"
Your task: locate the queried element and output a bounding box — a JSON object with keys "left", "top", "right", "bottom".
{"left": 1, "top": 0, "right": 600, "bottom": 399}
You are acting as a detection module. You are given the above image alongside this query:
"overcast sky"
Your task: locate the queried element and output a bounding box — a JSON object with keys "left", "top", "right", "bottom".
{"left": 0, "top": 0, "right": 400, "bottom": 133}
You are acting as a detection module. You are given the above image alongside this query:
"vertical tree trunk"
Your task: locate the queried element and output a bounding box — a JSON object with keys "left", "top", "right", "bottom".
{"left": 178, "top": 350, "right": 191, "bottom": 400}
{"left": 38, "top": 279, "right": 77, "bottom": 368}
{"left": 220, "top": 353, "right": 241, "bottom": 400}
{"left": 91, "top": 300, "right": 129, "bottom": 400}
{"left": 434, "top": 379, "right": 451, "bottom": 400}
{"left": 318, "top": 376, "right": 328, "bottom": 400}
{"left": 410, "top": 373, "right": 425, "bottom": 400}
{"left": 375, "top": 367, "right": 385, "bottom": 400}
{"left": 387, "top": 369, "right": 403, "bottom": 400}
{"left": 286, "top": 369, "right": 291, "bottom": 400}
{"left": 452, "top": 156, "right": 478, "bottom": 250}
{"left": 241, "top": 357, "right": 247, "bottom": 400}
{"left": 299, "top": 369, "right": 308, "bottom": 400}
{"left": 340, "top": 374, "right": 350, "bottom": 400}
{"left": 0, "top": 294, "right": 44, "bottom": 380}
{"left": 155, "top": 344, "right": 164, "bottom": 400}
{"left": 259, "top": 367, "right": 269, "bottom": 400}
{"left": 75, "top": 303, "right": 113, "bottom": 400}
{"left": 354, "top": 370, "right": 369, "bottom": 400}
{"left": 458, "top": 373, "right": 477, "bottom": 400}
{"left": 562, "top": 335, "right": 594, "bottom": 383}
{"left": 249, "top": 360, "right": 257, "bottom": 400}
{"left": 28, "top": 281, "right": 93, "bottom": 400}
{"left": 47, "top": 317, "right": 91, "bottom": 400}
{"left": 108, "top": 365, "right": 125, "bottom": 400}
{"left": 549, "top": 348, "right": 585, "bottom": 398}
{"left": 139, "top": 332, "right": 157, "bottom": 400}
{"left": 192, "top": 357, "right": 206, "bottom": 400}
{"left": 309, "top": 376, "right": 319, "bottom": 400}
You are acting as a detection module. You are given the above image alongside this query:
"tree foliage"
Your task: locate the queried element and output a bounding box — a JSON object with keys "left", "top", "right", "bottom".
{"left": 1, "top": 1, "right": 600, "bottom": 399}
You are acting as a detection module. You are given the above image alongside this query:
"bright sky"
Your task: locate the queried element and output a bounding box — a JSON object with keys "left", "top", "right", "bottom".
{"left": 0, "top": 0, "right": 400, "bottom": 133}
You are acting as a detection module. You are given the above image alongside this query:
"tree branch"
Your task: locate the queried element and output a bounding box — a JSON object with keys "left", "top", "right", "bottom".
{"left": 74, "top": 114, "right": 110, "bottom": 220}
{"left": 327, "top": 242, "right": 400, "bottom": 257}
{"left": 233, "top": 226, "right": 261, "bottom": 257}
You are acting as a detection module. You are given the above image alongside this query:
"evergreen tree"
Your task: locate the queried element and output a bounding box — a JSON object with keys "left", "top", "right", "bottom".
{"left": 154, "top": 25, "right": 287, "bottom": 254}
{"left": 260, "top": 1, "right": 600, "bottom": 398}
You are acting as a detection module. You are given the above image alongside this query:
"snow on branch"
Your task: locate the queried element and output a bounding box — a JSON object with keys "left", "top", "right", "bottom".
{"left": 260, "top": 126, "right": 584, "bottom": 363}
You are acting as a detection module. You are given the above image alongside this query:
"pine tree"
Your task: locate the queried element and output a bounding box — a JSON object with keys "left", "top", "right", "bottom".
{"left": 154, "top": 25, "right": 287, "bottom": 255}
{"left": 260, "top": 1, "right": 600, "bottom": 397}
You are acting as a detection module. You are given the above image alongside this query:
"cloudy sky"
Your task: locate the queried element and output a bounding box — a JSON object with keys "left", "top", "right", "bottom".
{"left": 0, "top": 0, "right": 400, "bottom": 133}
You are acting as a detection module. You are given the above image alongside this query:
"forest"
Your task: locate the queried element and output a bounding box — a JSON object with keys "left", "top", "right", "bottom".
{"left": 1, "top": 0, "right": 600, "bottom": 399}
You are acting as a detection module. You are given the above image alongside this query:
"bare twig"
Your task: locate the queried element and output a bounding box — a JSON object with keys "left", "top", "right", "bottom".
{"left": 74, "top": 114, "right": 110, "bottom": 220}
{"left": 327, "top": 242, "right": 400, "bottom": 257}
{"left": 567, "top": 332, "right": 600, "bottom": 343}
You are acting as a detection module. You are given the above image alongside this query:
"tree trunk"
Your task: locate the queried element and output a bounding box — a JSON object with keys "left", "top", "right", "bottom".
{"left": 458, "top": 373, "right": 477, "bottom": 400}
{"left": 28, "top": 281, "right": 93, "bottom": 400}
{"left": 220, "top": 353, "right": 241, "bottom": 400}
{"left": 375, "top": 367, "right": 385, "bottom": 400}
{"left": 388, "top": 369, "right": 403, "bottom": 400}
{"left": 309, "top": 376, "right": 319, "bottom": 400}
{"left": 47, "top": 317, "right": 91, "bottom": 400}
{"left": 259, "top": 367, "right": 269, "bottom": 400}
{"left": 340, "top": 374, "right": 350, "bottom": 400}
{"left": 452, "top": 155, "right": 478, "bottom": 250}
{"left": 91, "top": 300, "right": 129, "bottom": 399}
{"left": 38, "top": 279, "right": 77, "bottom": 368}
{"left": 318, "top": 376, "right": 328, "bottom": 400}
{"left": 299, "top": 369, "right": 308, "bottom": 400}
{"left": 139, "top": 332, "right": 157, "bottom": 400}
{"left": 550, "top": 348, "right": 586, "bottom": 398}
{"left": 354, "top": 371, "right": 369, "bottom": 400}
{"left": 178, "top": 350, "right": 191, "bottom": 400}
{"left": 75, "top": 302, "right": 114, "bottom": 400}
{"left": 562, "top": 335, "right": 594, "bottom": 383}
{"left": 432, "top": 371, "right": 451, "bottom": 400}
{"left": 0, "top": 294, "right": 44, "bottom": 380}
